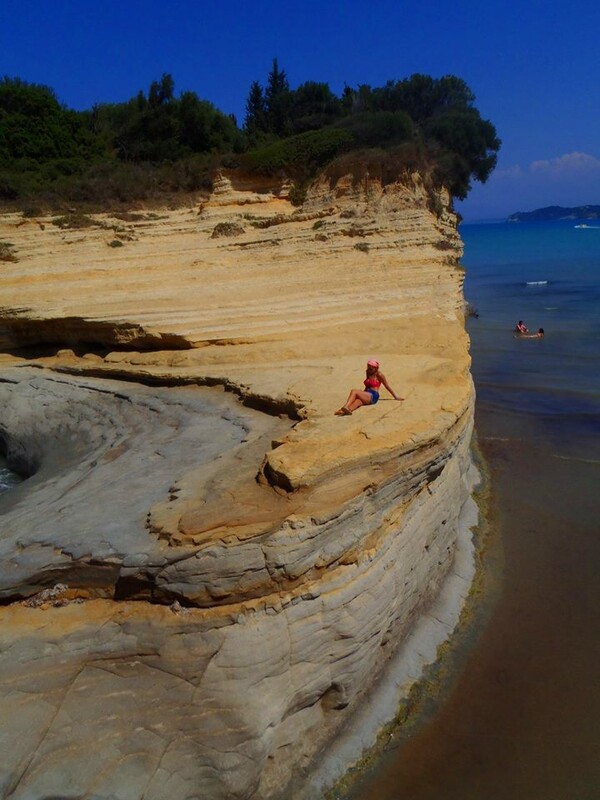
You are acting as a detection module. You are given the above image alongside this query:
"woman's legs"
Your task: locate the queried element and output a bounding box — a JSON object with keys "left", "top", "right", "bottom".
{"left": 346, "top": 390, "right": 373, "bottom": 412}
{"left": 335, "top": 389, "right": 373, "bottom": 414}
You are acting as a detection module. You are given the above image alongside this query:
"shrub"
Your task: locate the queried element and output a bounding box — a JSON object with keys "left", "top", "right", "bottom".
{"left": 22, "top": 205, "right": 44, "bottom": 218}
{"left": 434, "top": 239, "right": 456, "bottom": 250}
{"left": 51, "top": 212, "right": 98, "bottom": 229}
{"left": 211, "top": 221, "right": 245, "bottom": 238}
{"left": 241, "top": 128, "right": 353, "bottom": 177}
{"left": 113, "top": 212, "right": 146, "bottom": 222}
{"left": 325, "top": 144, "right": 424, "bottom": 188}
{"left": 0, "top": 241, "right": 18, "bottom": 261}
{"left": 288, "top": 181, "right": 308, "bottom": 206}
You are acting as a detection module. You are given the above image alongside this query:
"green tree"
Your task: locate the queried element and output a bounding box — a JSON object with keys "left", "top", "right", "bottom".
{"left": 340, "top": 85, "right": 357, "bottom": 114}
{"left": 354, "top": 84, "right": 374, "bottom": 114}
{"left": 179, "top": 92, "right": 240, "bottom": 153}
{"left": 265, "top": 58, "right": 290, "bottom": 136}
{"left": 0, "top": 77, "right": 106, "bottom": 199}
{"left": 148, "top": 73, "right": 175, "bottom": 108}
{"left": 286, "top": 81, "right": 341, "bottom": 134}
{"left": 371, "top": 74, "right": 475, "bottom": 127}
{"left": 336, "top": 110, "right": 413, "bottom": 147}
{"left": 336, "top": 74, "right": 499, "bottom": 199}
{"left": 244, "top": 80, "right": 267, "bottom": 141}
{"left": 427, "top": 109, "right": 500, "bottom": 198}
{"left": 0, "top": 78, "right": 102, "bottom": 164}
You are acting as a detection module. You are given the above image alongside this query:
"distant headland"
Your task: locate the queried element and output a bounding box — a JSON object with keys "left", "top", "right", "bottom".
{"left": 508, "top": 205, "right": 600, "bottom": 222}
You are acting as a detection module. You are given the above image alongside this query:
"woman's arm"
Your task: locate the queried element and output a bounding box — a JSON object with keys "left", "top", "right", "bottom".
{"left": 378, "top": 372, "right": 404, "bottom": 400}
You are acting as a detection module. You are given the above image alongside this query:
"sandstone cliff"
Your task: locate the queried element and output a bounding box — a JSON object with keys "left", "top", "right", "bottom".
{"left": 0, "top": 169, "right": 475, "bottom": 799}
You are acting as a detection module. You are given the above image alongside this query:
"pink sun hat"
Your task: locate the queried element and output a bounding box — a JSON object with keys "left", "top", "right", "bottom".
{"left": 367, "top": 359, "right": 380, "bottom": 367}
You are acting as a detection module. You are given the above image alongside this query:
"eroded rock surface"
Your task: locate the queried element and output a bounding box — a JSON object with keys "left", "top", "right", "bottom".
{"left": 0, "top": 369, "right": 288, "bottom": 601}
{"left": 0, "top": 170, "right": 476, "bottom": 799}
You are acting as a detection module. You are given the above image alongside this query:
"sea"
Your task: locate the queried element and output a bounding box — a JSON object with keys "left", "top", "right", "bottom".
{"left": 462, "top": 219, "right": 600, "bottom": 460}
{"left": 346, "top": 219, "right": 600, "bottom": 800}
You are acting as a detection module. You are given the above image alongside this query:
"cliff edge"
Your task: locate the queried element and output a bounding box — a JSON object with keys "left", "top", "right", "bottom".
{"left": 0, "top": 168, "right": 475, "bottom": 799}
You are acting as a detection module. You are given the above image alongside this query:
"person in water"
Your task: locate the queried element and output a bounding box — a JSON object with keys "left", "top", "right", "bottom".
{"left": 518, "top": 327, "right": 545, "bottom": 338}
{"left": 335, "top": 359, "right": 403, "bottom": 415}
{"left": 515, "top": 320, "right": 529, "bottom": 334}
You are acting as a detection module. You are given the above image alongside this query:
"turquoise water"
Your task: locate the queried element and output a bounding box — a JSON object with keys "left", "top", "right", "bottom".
{"left": 462, "top": 220, "right": 600, "bottom": 458}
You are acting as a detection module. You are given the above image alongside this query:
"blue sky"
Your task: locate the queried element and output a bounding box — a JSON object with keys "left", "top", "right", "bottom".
{"left": 1, "top": 0, "right": 598, "bottom": 220}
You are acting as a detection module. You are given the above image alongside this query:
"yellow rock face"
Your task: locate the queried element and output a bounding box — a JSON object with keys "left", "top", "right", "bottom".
{"left": 0, "top": 169, "right": 471, "bottom": 516}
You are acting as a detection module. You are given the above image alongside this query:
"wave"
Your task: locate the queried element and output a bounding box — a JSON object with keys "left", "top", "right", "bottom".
{"left": 0, "top": 463, "right": 23, "bottom": 492}
{"left": 553, "top": 454, "right": 600, "bottom": 465}
{"left": 525, "top": 280, "right": 548, "bottom": 286}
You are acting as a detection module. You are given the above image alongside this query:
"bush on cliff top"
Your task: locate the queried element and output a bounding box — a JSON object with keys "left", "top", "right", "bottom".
{"left": 240, "top": 128, "right": 353, "bottom": 178}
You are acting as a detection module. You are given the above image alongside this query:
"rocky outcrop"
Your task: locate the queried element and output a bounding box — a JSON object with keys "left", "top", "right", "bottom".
{"left": 0, "top": 169, "right": 476, "bottom": 799}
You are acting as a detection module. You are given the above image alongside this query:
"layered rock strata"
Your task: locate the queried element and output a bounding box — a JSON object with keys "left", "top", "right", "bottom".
{"left": 0, "top": 169, "right": 475, "bottom": 799}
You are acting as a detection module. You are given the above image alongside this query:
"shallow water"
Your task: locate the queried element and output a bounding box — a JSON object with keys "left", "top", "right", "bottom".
{"left": 344, "top": 220, "right": 600, "bottom": 800}
{"left": 0, "top": 454, "right": 21, "bottom": 493}
{"left": 345, "top": 411, "right": 600, "bottom": 800}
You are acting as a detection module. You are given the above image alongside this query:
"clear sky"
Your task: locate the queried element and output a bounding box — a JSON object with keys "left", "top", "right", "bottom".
{"left": 2, "top": 0, "right": 599, "bottom": 220}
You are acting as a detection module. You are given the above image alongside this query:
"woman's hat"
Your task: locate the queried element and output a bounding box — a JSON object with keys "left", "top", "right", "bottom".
{"left": 367, "top": 359, "right": 379, "bottom": 368}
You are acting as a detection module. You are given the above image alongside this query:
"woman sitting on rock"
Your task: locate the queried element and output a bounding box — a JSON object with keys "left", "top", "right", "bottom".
{"left": 335, "top": 359, "right": 403, "bottom": 415}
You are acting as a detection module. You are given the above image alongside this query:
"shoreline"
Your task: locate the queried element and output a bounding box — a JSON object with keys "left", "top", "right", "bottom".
{"left": 338, "top": 403, "right": 600, "bottom": 800}
{"left": 298, "top": 458, "right": 482, "bottom": 799}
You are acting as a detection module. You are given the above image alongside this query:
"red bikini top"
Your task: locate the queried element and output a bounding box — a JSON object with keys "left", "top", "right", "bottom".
{"left": 364, "top": 376, "right": 381, "bottom": 389}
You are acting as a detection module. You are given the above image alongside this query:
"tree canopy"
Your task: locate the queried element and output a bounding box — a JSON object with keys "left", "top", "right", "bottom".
{"left": 0, "top": 68, "right": 500, "bottom": 207}
{"left": 241, "top": 67, "right": 499, "bottom": 198}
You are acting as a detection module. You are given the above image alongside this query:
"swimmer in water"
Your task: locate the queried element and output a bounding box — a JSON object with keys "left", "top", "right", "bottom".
{"left": 518, "top": 327, "right": 545, "bottom": 338}
{"left": 515, "top": 320, "right": 529, "bottom": 334}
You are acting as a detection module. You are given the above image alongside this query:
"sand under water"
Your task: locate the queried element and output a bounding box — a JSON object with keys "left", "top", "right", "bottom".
{"left": 344, "top": 406, "right": 600, "bottom": 800}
